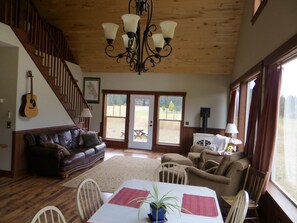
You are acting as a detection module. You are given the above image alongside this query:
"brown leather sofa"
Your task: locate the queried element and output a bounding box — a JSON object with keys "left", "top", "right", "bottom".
{"left": 25, "top": 127, "right": 106, "bottom": 178}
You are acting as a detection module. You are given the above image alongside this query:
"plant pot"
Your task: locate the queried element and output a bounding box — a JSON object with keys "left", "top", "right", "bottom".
{"left": 150, "top": 203, "right": 166, "bottom": 221}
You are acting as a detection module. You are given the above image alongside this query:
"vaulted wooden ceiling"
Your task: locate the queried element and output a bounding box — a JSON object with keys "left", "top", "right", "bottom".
{"left": 32, "top": 0, "right": 245, "bottom": 75}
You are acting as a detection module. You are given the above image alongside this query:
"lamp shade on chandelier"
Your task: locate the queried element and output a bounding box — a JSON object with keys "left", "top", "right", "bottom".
{"left": 102, "top": 0, "right": 177, "bottom": 75}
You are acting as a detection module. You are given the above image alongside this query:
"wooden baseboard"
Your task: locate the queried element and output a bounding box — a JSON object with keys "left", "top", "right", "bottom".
{"left": 0, "top": 170, "right": 13, "bottom": 178}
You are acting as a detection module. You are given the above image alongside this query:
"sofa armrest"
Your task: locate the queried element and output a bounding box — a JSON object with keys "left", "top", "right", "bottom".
{"left": 28, "top": 145, "right": 65, "bottom": 160}
{"left": 186, "top": 166, "right": 230, "bottom": 185}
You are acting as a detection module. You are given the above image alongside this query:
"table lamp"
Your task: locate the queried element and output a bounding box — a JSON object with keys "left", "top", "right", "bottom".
{"left": 80, "top": 108, "right": 92, "bottom": 130}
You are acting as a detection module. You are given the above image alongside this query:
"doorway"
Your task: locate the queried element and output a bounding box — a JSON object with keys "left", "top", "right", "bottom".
{"left": 128, "top": 94, "right": 154, "bottom": 150}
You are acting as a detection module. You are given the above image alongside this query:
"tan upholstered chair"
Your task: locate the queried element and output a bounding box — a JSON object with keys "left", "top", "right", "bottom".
{"left": 185, "top": 154, "right": 249, "bottom": 199}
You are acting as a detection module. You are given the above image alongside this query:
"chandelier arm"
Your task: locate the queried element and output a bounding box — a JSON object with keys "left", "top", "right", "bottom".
{"left": 157, "top": 44, "right": 173, "bottom": 58}
{"left": 105, "top": 45, "right": 130, "bottom": 61}
{"left": 143, "top": 53, "right": 161, "bottom": 68}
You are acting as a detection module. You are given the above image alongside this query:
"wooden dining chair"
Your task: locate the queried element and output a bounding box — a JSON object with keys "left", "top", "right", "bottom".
{"left": 225, "top": 190, "right": 249, "bottom": 223}
{"left": 154, "top": 162, "right": 188, "bottom": 185}
{"left": 221, "top": 165, "right": 269, "bottom": 221}
{"left": 76, "top": 178, "right": 103, "bottom": 222}
{"left": 31, "top": 205, "right": 66, "bottom": 223}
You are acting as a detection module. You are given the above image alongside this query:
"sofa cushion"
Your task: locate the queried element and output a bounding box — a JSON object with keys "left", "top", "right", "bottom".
{"left": 215, "top": 152, "right": 245, "bottom": 175}
{"left": 82, "top": 132, "right": 100, "bottom": 147}
{"left": 47, "top": 133, "right": 59, "bottom": 144}
{"left": 58, "top": 130, "right": 73, "bottom": 148}
{"left": 70, "top": 128, "right": 80, "bottom": 148}
{"left": 41, "top": 142, "right": 71, "bottom": 156}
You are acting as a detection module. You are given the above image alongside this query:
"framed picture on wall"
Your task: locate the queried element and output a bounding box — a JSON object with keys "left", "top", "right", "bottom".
{"left": 83, "top": 77, "right": 100, "bottom": 103}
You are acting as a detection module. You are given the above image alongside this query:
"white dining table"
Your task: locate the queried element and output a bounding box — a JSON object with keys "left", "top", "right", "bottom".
{"left": 88, "top": 179, "right": 223, "bottom": 223}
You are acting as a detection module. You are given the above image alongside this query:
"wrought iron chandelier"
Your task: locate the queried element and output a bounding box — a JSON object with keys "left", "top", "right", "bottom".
{"left": 102, "top": 0, "right": 177, "bottom": 75}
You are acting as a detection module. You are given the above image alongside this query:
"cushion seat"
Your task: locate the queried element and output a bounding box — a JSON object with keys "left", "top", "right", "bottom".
{"left": 161, "top": 153, "right": 193, "bottom": 166}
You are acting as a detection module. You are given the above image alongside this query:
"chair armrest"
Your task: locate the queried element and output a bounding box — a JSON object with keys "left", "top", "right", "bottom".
{"left": 190, "top": 144, "right": 206, "bottom": 153}
{"left": 204, "top": 160, "right": 220, "bottom": 170}
{"left": 186, "top": 166, "right": 230, "bottom": 185}
{"left": 28, "top": 145, "right": 65, "bottom": 160}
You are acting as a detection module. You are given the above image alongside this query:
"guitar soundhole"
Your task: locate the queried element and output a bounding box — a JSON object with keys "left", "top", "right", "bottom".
{"left": 30, "top": 99, "right": 36, "bottom": 107}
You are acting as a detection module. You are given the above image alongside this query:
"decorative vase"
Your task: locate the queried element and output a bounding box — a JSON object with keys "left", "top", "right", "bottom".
{"left": 150, "top": 203, "right": 166, "bottom": 221}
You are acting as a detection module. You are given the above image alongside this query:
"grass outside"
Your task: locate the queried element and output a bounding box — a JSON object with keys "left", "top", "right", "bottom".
{"left": 105, "top": 105, "right": 181, "bottom": 144}
{"left": 274, "top": 117, "right": 297, "bottom": 203}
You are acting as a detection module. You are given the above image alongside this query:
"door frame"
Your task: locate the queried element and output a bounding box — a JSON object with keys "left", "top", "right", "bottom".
{"left": 101, "top": 90, "right": 186, "bottom": 153}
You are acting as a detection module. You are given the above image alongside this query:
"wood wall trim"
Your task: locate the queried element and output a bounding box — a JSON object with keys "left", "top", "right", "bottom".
{"left": 231, "top": 62, "right": 262, "bottom": 88}
{"left": 260, "top": 182, "right": 297, "bottom": 223}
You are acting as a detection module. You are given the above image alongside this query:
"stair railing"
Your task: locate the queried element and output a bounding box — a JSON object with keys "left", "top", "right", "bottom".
{"left": 0, "top": 0, "right": 90, "bottom": 129}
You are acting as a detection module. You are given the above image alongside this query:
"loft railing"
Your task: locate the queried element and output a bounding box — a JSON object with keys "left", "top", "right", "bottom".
{"left": 0, "top": 0, "right": 90, "bottom": 129}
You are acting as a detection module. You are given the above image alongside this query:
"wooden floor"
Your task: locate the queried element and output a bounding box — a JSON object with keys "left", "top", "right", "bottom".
{"left": 0, "top": 148, "right": 163, "bottom": 223}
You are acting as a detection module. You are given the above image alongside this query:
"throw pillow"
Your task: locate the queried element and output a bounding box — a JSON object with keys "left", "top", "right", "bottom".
{"left": 81, "top": 132, "right": 100, "bottom": 147}
{"left": 41, "top": 142, "right": 71, "bottom": 156}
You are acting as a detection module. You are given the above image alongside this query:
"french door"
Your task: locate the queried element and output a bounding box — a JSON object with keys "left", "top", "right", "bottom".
{"left": 128, "top": 95, "right": 154, "bottom": 150}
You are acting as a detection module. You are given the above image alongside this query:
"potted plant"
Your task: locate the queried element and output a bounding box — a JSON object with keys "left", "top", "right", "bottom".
{"left": 131, "top": 184, "right": 181, "bottom": 222}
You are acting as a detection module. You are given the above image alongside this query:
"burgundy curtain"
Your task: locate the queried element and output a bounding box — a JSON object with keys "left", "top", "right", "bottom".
{"left": 252, "top": 65, "right": 282, "bottom": 172}
{"left": 227, "top": 90, "right": 237, "bottom": 123}
{"left": 244, "top": 76, "right": 262, "bottom": 161}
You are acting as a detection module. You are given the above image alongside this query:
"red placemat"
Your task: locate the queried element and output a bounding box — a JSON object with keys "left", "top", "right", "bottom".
{"left": 108, "top": 187, "right": 149, "bottom": 208}
{"left": 181, "top": 194, "right": 219, "bottom": 217}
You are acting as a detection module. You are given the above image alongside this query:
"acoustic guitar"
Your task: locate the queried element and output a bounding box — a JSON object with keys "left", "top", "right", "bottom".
{"left": 20, "top": 71, "right": 39, "bottom": 118}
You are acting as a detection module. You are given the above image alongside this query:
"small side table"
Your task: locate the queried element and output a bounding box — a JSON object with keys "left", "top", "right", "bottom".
{"left": 0, "top": 144, "right": 8, "bottom": 149}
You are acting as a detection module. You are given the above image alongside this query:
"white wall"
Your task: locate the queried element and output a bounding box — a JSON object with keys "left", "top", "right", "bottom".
{"left": 84, "top": 72, "right": 230, "bottom": 132}
{"left": 0, "top": 22, "right": 75, "bottom": 171}
{"left": 233, "top": 0, "right": 297, "bottom": 80}
{"left": 66, "top": 61, "right": 84, "bottom": 90}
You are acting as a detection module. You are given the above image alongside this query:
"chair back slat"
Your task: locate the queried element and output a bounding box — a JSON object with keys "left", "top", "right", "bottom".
{"left": 76, "top": 178, "right": 103, "bottom": 222}
{"left": 31, "top": 206, "right": 66, "bottom": 223}
{"left": 154, "top": 162, "right": 188, "bottom": 185}
{"left": 243, "top": 166, "right": 269, "bottom": 204}
{"left": 225, "top": 190, "right": 249, "bottom": 223}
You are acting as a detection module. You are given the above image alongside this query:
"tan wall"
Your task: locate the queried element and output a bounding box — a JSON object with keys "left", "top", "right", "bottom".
{"left": 84, "top": 72, "right": 230, "bottom": 133}
{"left": 232, "top": 0, "right": 297, "bottom": 80}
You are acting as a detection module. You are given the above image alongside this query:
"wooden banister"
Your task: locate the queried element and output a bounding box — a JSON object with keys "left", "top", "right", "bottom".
{"left": 0, "top": 0, "right": 90, "bottom": 129}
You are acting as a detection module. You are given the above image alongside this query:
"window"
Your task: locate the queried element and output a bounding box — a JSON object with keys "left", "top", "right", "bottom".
{"left": 244, "top": 79, "right": 256, "bottom": 141}
{"left": 251, "top": 0, "right": 267, "bottom": 24}
{"left": 157, "top": 96, "right": 183, "bottom": 145}
{"left": 104, "top": 94, "right": 127, "bottom": 140}
{"left": 272, "top": 57, "right": 297, "bottom": 204}
{"left": 233, "top": 87, "right": 240, "bottom": 127}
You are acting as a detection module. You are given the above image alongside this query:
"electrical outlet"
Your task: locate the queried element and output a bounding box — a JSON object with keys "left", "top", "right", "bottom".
{"left": 7, "top": 121, "right": 11, "bottom": 129}
{"left": 185, "top": 121, "right": 189, "bottom": 125}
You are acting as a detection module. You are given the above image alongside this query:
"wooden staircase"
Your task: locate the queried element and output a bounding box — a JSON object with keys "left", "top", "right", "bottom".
{"left": 0, "top": 0, "right": 89, "bottom": 127}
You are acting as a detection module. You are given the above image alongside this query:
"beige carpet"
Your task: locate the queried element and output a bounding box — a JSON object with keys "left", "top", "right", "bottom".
{"left": 63, "top": 156, "right": 161, "bottom": 193}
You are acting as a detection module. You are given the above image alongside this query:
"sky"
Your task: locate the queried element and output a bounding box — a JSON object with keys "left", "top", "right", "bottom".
{"left": 282, "top": 57, "right": 297, "bottom": 97}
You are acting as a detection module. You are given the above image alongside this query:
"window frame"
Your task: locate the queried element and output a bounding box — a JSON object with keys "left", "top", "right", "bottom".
{"left": 101, "top": 90, "right": 186, "bottom": 153}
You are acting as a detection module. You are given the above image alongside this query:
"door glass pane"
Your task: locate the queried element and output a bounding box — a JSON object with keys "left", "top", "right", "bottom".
{"left": 105, "top": 94, "right": 127, "bottom": 140}
{"left": 133, "top": 98, "right": 149, "bottom": 142}
{"left": 158, "top": 96, "right": 182, "bottom": 145}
